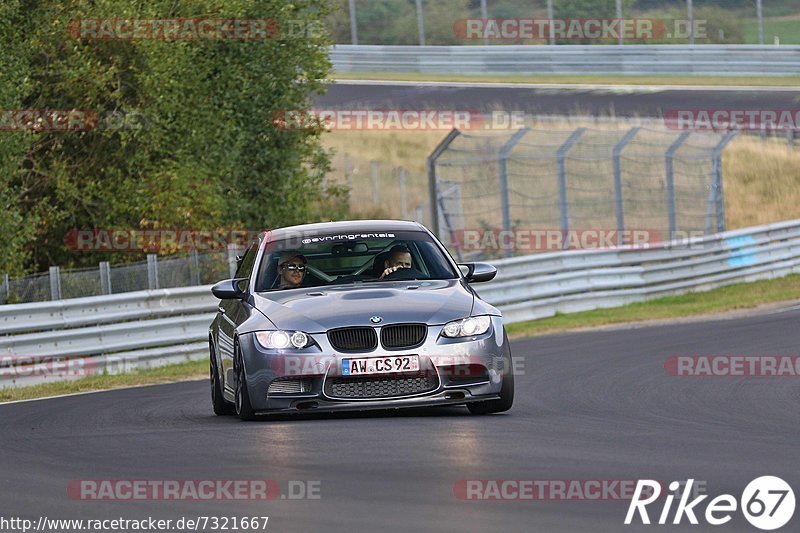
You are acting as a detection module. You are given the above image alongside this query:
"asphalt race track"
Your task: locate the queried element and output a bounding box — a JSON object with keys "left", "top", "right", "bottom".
{"left": 2, "top": 306, "right": 799, "bottom": 533}
{"left": 317, "top": 81, "right": 800, "bottom": 118}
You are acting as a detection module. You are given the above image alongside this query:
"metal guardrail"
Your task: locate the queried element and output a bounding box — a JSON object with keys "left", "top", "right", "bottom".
{"left": 479, "top": 219, "right": 800, "bottom": 323}
{"left": 1, "top": 219, "right": 799, "bottom": 389}
{"left": 330, "top": 45, "right": 800, "bottom": 76}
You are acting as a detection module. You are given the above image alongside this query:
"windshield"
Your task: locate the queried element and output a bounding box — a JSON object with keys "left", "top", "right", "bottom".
{"left": 255, "top": 230, "right": 458, "bottom": 291}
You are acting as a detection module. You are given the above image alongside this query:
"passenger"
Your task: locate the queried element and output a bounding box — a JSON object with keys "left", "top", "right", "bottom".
{"left": 278, "top": 251, "right": 307, "bottom": 289}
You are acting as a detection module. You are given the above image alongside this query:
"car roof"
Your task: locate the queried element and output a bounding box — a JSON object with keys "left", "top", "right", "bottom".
{"left": 262, "top": 220, "right": 427, "bottom": 241}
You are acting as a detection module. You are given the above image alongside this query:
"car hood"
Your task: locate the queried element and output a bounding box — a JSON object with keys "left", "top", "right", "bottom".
{"left": 251, "top": 280, "right": 474, "bottom": 332}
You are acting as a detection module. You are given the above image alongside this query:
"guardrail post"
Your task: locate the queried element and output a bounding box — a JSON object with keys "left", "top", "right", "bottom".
{"left": 427, "top": 128, "right": 462, "bottom": 237}
{"left": 708, "top": 131, "right": 737, "bottom": 234}
{"left": 788, "top": 130, "right": 795, "bottom": 150}
{"left": 190, "top": 250, "right": 201, "bottom": 285}
{"left": 665, "top": 131, "right": 691, "bottom": 240}
{"left": 556, "top": 128, "right": 586, "bottom": 248}
{"left": 49, "top": 266, "right": 62, "bottom": 301}
{"left": 99, "top": 262, "right": 112, "bottom": 295}
{"left": 146, "top": 254, "right": 159, "bottom": 290}
{"left": 498, "top": 127, "right": 531, "bottom": 257}
{"left": 613, "top": 127, "right": 640, "bottom": 242}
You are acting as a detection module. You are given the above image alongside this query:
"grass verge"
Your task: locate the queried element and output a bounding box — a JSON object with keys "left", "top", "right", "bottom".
{"left": 506, "top": 273, "right": 800, "bottom": 339}
{"left": 0, "top": 359, "right": 206, "bottom": 403}
{"left": 3, "top": 275, "right": 800, "bottom": 403}
{"left": 332, "top": 72, "right": 800, "bottom": 87}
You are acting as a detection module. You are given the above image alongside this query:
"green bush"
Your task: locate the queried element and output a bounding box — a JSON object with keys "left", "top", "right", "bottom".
{"left": 0, "top": 0, "right": 345, "bottom": 273}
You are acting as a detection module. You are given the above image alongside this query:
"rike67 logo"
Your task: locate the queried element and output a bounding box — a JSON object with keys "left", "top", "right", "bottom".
{"left": 625, "top": 477, "right": 795, "bottom": 530}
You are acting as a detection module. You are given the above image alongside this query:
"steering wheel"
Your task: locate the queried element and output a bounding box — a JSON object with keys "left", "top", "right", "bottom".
{"left": 382, "top": 267, "right": 424, "bottom": 281}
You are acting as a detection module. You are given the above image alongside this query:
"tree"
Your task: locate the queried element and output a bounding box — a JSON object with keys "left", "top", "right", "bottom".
{"left": 0, "top": 0, "right": 343, "bottom": 272}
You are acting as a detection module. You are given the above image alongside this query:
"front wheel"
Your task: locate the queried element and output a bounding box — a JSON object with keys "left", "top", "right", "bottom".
{"left": 234, "top": 347, "right": 257, "bottom": 421}
{"left": 468, "top": 337, "right": 515, "bottom": 415}
{"left": 211, "top": 344, "right": 235, "bottom": 416}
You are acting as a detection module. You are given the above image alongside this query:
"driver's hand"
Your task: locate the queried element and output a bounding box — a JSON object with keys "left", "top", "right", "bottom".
{"left": 380, "top": 265, "right": 406, "bottom": 279}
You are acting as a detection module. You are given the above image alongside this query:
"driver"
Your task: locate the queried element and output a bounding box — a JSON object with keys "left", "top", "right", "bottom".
{"left": 379, "top": 245, "right": 412, "bottom": 279}
{"left": 278, "top": 251, "right": 307, "bottom": 289}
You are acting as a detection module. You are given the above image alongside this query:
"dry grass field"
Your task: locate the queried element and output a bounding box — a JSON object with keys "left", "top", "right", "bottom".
{"left": 322, "top": 122, "right": 800, "bottom": 230}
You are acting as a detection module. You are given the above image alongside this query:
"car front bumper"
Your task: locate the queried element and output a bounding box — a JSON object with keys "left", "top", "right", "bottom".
{"left": 238, "top": 316, "right": 511, "bottom": 414}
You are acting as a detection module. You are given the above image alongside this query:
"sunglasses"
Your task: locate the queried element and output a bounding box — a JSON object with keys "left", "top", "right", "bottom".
{"left": 281, "top": 263, "right": 306, "bottom": 272}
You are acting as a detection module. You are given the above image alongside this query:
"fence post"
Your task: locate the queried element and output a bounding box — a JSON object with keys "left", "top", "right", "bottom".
{"left": 498, "top": 128, "right": 531, "bottom": 257}
{"left": 344, "top": 153, "right": 353, "bottom": 206}
{"left": 348, "top": 0, "right": 358, "bottom": 45}
{"left": 227, "top": 244, "right": 239, "bottom": 278}
{"left": 612, "top": 127, "right": 640, "bottom": 242}
{"left": 709, "top": 131, "right": 737, "bottom": 234}
{"left": 99, "top": 261, "right": 112, "bottom": 295}
{"left": 147, "top": 254, "right": 159, "bottom": 290}
{"left": 427, "top": 128, "right": 462, "bottom": 237}
{"left": 49, "top": 266, "right": 62, "bottom": 301}
{"left": 547, "top": 0, "right": 555, "bottom": 45}
{"left": 480, "top": 0, "right": 488, "bottom": 45}
{"left": 437, "top": 182, "right": 463, "bottom": 262}
{"left": 2, "top": 273, "right": 8, "bottom": 303}
{"left": 190, "top": 250, "right": 201, "bottom": 285}
{"left": 665, "top": 131, "right": 691, "bottom": 240}
{"left": 415, "top": 0, "right": 425, "bottom": 46}
{"left": 370, "top": 160, "right": 379, "bottom": 206}
{"left": 556, "top": 128, "right": 586, "bottom": 248}
{"left": 398, "top": 167, "right": 408, "bottom": 219}
{"left": 757, "top": 0, "right": 764, "bottom": 45}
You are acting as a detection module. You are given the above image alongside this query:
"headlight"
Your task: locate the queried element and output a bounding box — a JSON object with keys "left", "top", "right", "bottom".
{"left": 440, "top": 316, "right": 491, "bottom": 338}
{"left": 255, "top": 330, "right": 311, "bottom": 349}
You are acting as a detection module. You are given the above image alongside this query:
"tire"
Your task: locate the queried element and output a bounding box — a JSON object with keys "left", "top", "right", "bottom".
{"left": 234, "top": 346, "right": 257, "bottom": 421}
{"left": 210, "top": 344, "right": 235, "bottom": 416}
{"left": 468, "top": 334, "right": 515, "bottom": 415}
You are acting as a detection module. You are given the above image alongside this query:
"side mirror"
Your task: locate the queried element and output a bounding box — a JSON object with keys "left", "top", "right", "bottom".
{"left": 458, "top": 262, "right": 497, "bottom": 283}
{"left": 211, "top": 278, "right": 247, "bottom": 300}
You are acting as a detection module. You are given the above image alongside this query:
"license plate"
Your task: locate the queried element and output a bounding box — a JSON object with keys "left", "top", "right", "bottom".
{"left": 341, "top": 355, "right": 420, "bottom": 376}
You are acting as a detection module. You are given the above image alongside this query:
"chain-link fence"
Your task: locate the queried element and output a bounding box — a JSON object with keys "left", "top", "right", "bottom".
{"left": 1, "top": 251, "right": 233, "bottom": 305}
{"left": 328, "top": 151, "right": 432, "bottom": 226}
{"left": 331, "top": 0, "right": 791, "bottom": 46}
{"left": 429, "top": 126, "right": 737, "bottom": 260}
